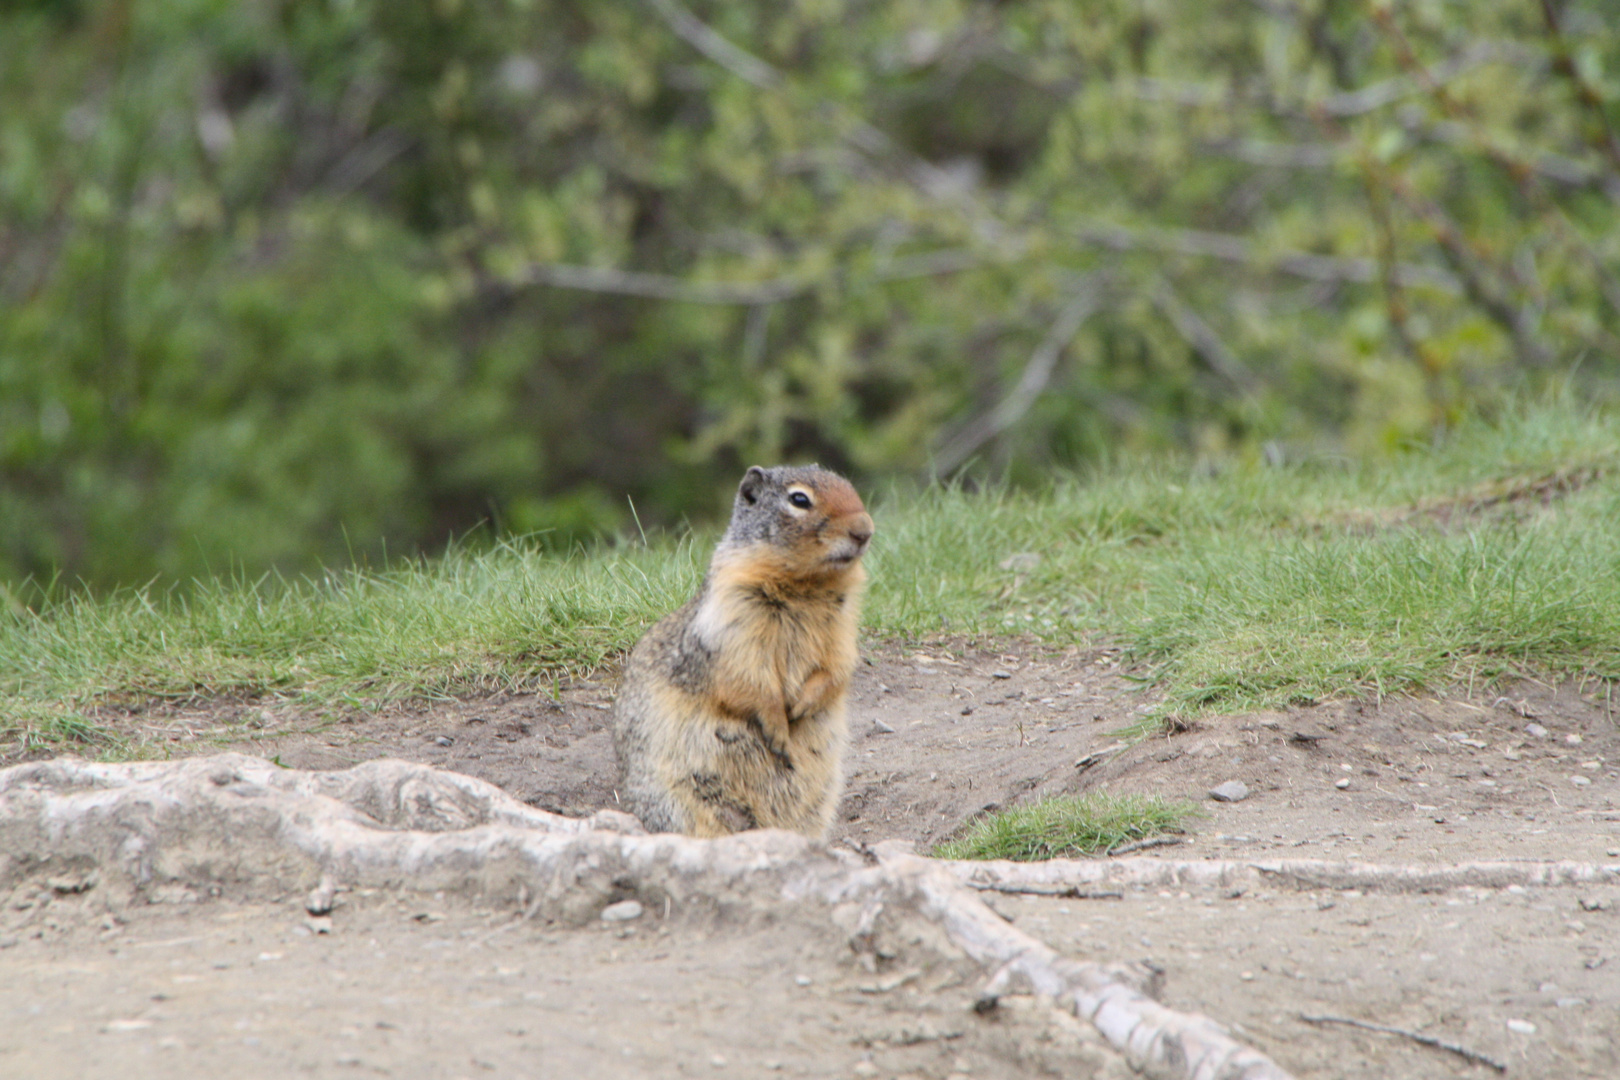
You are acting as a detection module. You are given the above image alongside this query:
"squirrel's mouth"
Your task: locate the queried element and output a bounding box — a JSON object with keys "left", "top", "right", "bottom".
{"left": 823, "top": 538, "right": 869, "bottom": 566}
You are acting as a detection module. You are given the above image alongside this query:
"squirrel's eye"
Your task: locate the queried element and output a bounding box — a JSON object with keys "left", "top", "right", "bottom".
{"left": 788, "top": 491, "right": 813, "bottom": 510}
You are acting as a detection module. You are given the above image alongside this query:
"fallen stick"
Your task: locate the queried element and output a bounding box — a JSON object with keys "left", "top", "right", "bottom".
{"left": 1299, "top": 1013, "right": 1507, "bottom": 1072}
{"left": 943, "top": 854, "right": 1620, "bottom": 895}
{"left": 974, "top": 882, "right": 1125, "bottom": 900}
{"left": 1106, "top": 835, "right": 1187, "bottom": 857}
{"left": 0, "top": 754, "right": 1294, "bottom": 1080}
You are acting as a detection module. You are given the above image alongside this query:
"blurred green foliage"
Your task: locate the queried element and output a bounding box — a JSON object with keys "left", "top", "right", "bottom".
{"left": 2, "top": 0, "right": 1617, "bottom": 588}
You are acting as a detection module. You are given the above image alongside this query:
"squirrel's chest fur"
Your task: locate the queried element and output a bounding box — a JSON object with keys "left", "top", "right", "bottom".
{"left": 681, "top": 557, "right": 860, "bottom": 709}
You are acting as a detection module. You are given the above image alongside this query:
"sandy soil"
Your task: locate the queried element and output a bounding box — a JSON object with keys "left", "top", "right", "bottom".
{"left": 4, "top": 640, "right": 1618, "bottom": 1078}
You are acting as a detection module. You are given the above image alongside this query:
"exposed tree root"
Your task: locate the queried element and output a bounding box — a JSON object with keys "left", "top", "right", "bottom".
{"left": 0, "top": 754, "right": 1292, "bottom": 1080}
{"left": 942, "top": 853, "right": 1620, "bottom": 895}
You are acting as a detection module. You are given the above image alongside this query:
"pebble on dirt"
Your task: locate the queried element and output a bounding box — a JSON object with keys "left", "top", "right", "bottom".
{"left": 1208, "top": 781, "right": 1250, "bottom": 802}
{"left": 600, "top": 900, "right": 644, "bottom": 923}
{"left": 1334, "top": 778, "right": 1351, "bottom": 789}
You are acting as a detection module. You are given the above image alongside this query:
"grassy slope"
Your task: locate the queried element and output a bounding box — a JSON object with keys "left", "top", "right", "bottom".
{"left": 3, "top": 400, "right": 1618, "bottom": 756}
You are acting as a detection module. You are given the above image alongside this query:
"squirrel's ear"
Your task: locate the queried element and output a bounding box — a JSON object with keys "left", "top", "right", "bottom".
{"left": 738, "top": 466, "right": 768, "bottom": 505}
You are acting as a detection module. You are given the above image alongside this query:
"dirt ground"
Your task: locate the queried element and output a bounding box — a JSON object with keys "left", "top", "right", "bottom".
{"left": 4, "top": 639, "right": 1618, "bottom": 1078}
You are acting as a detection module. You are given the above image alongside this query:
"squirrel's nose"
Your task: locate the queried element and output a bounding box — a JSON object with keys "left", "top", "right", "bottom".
{"left": 846, "top": 513, "right": 874, "bottom": 550}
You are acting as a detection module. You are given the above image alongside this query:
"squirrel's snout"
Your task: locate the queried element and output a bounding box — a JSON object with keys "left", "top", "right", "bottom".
{"left": 845, "top": 513, "right": 874, "bottom": 552}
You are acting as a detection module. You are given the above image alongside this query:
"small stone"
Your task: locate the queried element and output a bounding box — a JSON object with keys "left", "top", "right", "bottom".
{"left": 1570, "top": 775, "right": 1592, "bottom": 787}
{"left": 1565, "top": 920, "right": 1586, "bottom": 933}
{"left": 1208, "top": 781, "right": 1250, "bottom": 803}
{"left": 1239, "top": 971, "right": 1254, "bottom": 981}
{"left": 306, "top": 879, "right": 336, "bottom": 916}
{"left": 1565, "top": 733, "right": 1584, "bottom": 746}
{"left": 1556, "top": 997, "right": 1587, "bottom": 1008}
{"left": 990, "top": 670, "right": 1013, "bottom": 680}
{"left": 105, "top": 1019, "right": 153, "bottom": 1032}
{"left": 600, "top": 900, "right": 644, "bottom": 923}
{"left": 711, "top": 1054, "right": 728, "bottom": 1068}
{"left": 794, "top": 974, "right": 812, "bottom": 987}
{"left": 960, "top": 705, "right": 974, "bottom": 716}
{"left": 871, "top": 719, "right": 896, "bottom": 734}
{"left": 853, "top": 1063, "right": 880, "bottom": 1078}
{"left": 1608, "top": 849, "right": 1620, "bottom": 858}
{"left": 1334, "top": 778, "right": 1351, "bottom": 790}
{"left": 433, "top": 735, "right": 453, "bottom": 747}
{"left": 1525, "top": 723, "right": 1549, "bottom": 738}
{"left": 305, "top": 916, "right": 333, "bottom": 935}
{"left": 1505, "top": 1018, "right": 1536, "bottom": 1035}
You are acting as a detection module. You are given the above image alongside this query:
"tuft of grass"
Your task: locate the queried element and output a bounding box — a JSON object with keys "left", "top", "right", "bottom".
{"left": 0, "top": 536, "right": 709, "bottom": 752}
{"left": 933, "top": 793, "right": 1199, "bottom": 861}
{"left": 865, "top": 397, "right": 1620, "bottom": 721}
{"left": 2, "top": 396, "right": 1619, "bottom": 756}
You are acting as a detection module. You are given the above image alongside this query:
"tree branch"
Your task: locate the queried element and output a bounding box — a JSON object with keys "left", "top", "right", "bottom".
{"left": 515, "top": 263, "right": 809, "bottom": 305}
{"left": 932, "top": 275, "right": 1105, "bottom": 477}
{"left": 1074, "top": 221, "right": 1460, "bottom": 292}
{"left": 644, "top": 0, "right": 780, "bottom": 89}
{"left": 1150, "top": 280, "right": 1259, "bottom": 391}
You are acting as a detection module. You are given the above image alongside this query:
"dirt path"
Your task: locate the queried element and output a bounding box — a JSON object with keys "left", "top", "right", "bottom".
{"left": 4, "top": 641, "right": 1618, "bottom": 1078}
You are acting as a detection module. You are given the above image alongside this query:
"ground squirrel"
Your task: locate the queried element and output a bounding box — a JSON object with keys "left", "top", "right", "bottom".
{"left": 612, "top": 465, "right": 875, "bottom": 839}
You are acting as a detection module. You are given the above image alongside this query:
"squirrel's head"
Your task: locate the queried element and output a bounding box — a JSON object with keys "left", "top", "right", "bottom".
{"left": 718, "top": 465, "right": 874, "bottom": 581}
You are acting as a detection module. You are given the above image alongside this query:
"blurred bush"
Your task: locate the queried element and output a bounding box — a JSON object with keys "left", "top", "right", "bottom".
{"left": 2, "top": 0, "right": 1617, "bottom": 588}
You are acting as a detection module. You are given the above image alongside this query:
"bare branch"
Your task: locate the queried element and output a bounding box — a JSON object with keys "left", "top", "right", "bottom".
{"left": 874, "top": 247, "right": 990, "bottom": 281}
{"left": 1131, "top": 42, "right": 1539, "bottom": 119}
{"left": 1539, "top": 0, "right": 1620, "bottom": 174}
{"left": 646, "top": 0, "right": 1016, "bottom": 248}
{"left": 1203, "top": 138, "right": 1337, "bottom": 169}
{"left": 644, "top": 0, "right": 780, "bottom": 89}
{"left": 1075, "top": 221, "right": 1460, "bottom": 292}
{"left": 1380, "top": 174, "right": 1554, "bottom": 367}
{"left": 1314, "top": 41, "right": 1532, "bottom": 117}
{"left": 1150, "top": 281, "right": 1259, "bottom": 390}
{"left": 514, "top": 248, "right": 996, "bottom": 307}
{"left": 1398, "top": 115, "right": 1620, "bottom": 203}
{"left": 323, "top": 127, "right": 412, "bottom": 198}
{"left": 516, "top": 263, "right": 808, "bottom": 305}
{"left": 932, "top": 275, "right": 1105, "bottom": 477}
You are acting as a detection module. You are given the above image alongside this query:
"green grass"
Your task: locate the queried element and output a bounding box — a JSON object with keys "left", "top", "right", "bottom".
{"left": 933, "top": 793, "right": 1199, "bottom": 861}
{"left": 3, "top": 398, "right": 1620, "bottom": 756}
